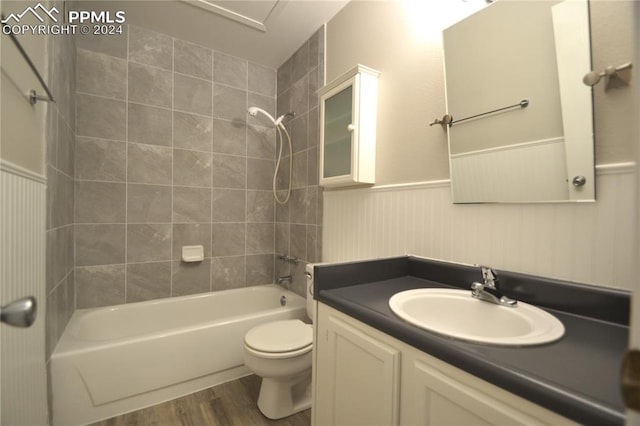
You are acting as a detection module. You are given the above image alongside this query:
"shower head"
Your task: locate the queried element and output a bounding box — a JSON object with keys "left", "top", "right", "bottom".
{"left": 248, "top": 107, "right": 295, "bottom": 127}
{"left": 247, "top": 106, "right": 277, "bottom": 125}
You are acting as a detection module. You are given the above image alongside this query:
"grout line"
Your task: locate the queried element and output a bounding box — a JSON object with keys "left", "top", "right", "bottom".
{"left": 124, "top": 23, "right": 130, "bottom": 304}
{"left": 171, "top": 37, "right": 176, "bottom": 298}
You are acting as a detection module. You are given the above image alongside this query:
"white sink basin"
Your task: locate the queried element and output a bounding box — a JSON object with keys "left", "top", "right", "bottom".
{"left": 388, "top": 288, "right": 565, "bottom": 346}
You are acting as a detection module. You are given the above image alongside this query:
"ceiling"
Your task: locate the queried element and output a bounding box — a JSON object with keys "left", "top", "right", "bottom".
{"left": 88, "top": 0, "right": 350, "bottom": 69}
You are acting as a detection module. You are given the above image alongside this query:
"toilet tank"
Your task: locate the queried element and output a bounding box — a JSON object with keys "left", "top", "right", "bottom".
{"left": 305, "top": 263, "right": 314, "bottom": 321}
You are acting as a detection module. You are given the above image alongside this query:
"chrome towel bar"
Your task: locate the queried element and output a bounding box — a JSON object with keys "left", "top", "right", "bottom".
{"left": 1, "top": 15, "right": 56, "bottom": 105}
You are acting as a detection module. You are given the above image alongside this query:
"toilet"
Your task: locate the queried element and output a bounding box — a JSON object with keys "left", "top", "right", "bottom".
{"left": 243, "top": 264, "right": 315, "bottom": 419}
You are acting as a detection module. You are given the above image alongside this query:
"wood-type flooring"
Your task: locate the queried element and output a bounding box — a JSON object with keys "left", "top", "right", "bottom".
{"left": 91, "top": 375, "right": 311, "bottom": 426}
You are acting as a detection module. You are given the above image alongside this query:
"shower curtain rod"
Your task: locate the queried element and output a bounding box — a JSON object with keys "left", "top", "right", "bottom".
{"left": 1, "top": 16, "right": 56, "bottom": 105}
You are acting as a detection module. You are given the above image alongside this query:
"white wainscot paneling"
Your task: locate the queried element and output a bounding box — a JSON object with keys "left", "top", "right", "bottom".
{"left": 323, "top": 163, "right": 636, "bottom": 290}
{"left": 0, "top": 163, "right": 48, "bottom": 425}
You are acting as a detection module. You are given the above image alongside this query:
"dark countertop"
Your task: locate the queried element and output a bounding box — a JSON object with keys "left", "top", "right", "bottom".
{"left": 314, "top": 256, "right": 629, "bottom": 426}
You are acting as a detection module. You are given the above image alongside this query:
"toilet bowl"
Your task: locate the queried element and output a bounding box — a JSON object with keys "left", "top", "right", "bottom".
{"left": 243, "top": 264, "right": 315, "bottom": 420}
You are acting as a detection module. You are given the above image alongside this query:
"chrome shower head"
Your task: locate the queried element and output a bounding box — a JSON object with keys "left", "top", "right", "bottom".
{"left": 247, "top": 106, "right": 277, "bottom": 125}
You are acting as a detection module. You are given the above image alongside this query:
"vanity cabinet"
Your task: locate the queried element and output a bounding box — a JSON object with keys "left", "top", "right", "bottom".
{"left": 318, "top": 65, "right": 379, "bottom": 187}
{"left": 313, "top": 303, "right": 401, "bottom": 425}
{"left": 313, "top": 303, "right": 576, "bottom": 426}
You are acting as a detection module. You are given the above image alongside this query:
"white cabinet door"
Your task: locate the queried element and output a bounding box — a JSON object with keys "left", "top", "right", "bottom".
{"left": 401, "top": 347, "right": 577, "bottom": 426}
{"left": 314, "top": 304, "right": 401, "bottom": 426}
{"left": 318, "top": 64, "right": 379, "bottom": 188}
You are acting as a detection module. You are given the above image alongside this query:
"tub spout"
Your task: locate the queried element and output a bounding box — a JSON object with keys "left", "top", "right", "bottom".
{"left": 277, "top": 275, "right": 292, "bottom": 286}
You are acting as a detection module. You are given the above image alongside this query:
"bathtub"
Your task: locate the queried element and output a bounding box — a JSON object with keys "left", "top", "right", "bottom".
{"left": 51, "top": 284, "right": 307, "bottom": 425}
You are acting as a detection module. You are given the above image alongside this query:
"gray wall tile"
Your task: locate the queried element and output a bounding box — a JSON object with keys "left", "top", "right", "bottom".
{"left": 213, "top": 52, "right": 247, "bottom": 89}
{"left": 292, "top": 151, "right": 308, "bottom": 189}
{"left": 173, "top": 187, "right": 212, "bottom": 223}
{"left": 76, "top": 94, "right": 126, "bottom": 140}
{"left": 247, "top": 125, "right": 275, "bottom": 159}
{"left": 291, "top": 75, "right": 309, "bottom": 116}
{"left": 277, "top": 57, "right": 291, "bottom": 96}
{"left": 49, "top": 168, "right": 74, "bottom": 229}
{"left": 173, "top": 223, "right": 212, "bottom": 259}
{"left": 46, "top": 226, "right": 73, "bottom": 293}
{"left": 290, "top": 114, "right": 308, "bottom": 154}
{"left": 212, "top": 189, "right": 246, "bottom": 222}
{"left": 246, "top": 223, "right": 275, "bottom": 255}
{"left": 212, "top": 153, "right": 245, "bottom": 189}
{"left": 174, "top": 39, "right": 212, "bottom": 80}
{"left": 290, "top": 224, "right": 307, "bottom": 260}
{"left": 247, "top": 190, "right": 275, "bottom": 223}
{"left": 128, "top": 62, "right": 173, "bottom": 108}
{"left": 45, "top": 18, "right": 78, "bottom": 356}
{"left": 291, "top": 188, "right": 308, "bottom": 224}
{"left": 212, "top": 119, "right": 246, "bottom": 156}
{"left": 76, "top": 49, "right": 127, "bottom": 100}
{"left": 75, "top": 181, "right": 125, "bottom": 223}
{"left": 213, "top": 84, "right": 247, "bottom": 122}
{"left": 127, "top": 262, "right": 172, "bottom": 302}
{"left": 249, "top": 63, "right": 276, "bottom": 97}
{"left": 128, "top": 25, "right": 173, "bottom": 70}
{"left": 212, "top": 223, "right": 246, "bottom": 257}
{"left": 275, "top": 223, "right": 289, "bottom": 255}
{"left": 307, "top": 146, "right": 319, "bottom": 186}
{"left": 246, "top": 254, "right": 274, "bottom": 286}
{"left": 76, "top": 224, "right": 125, "bottom": 266}
{"left": 127, "top": 224, "right": 172, "bottom": 263}
{"left": 128, "top": 103, "right": 173, "bottom": 147}
{"left": 174, "top": 74, "right": 212, "bottom": 116}
{"left": 247, "top": 158, "right": 275, "bottom": 190}
{"left": 76, "top": 265, "right": 126, "bottom": 308}
{"left": 127, "top": 143, "right": 172, "bottom": 185}
{"left": 291, "top": 41, "right": 310, "bottom": 84}
{"left": 76, "top": 137, "right": 126, "bottom": 181}
{"left": 77, "top": 29, "right": 127, "bottom": 58}
{"left": 173, "top": 260, "right": 211, "bottom": 296}
{"left": 211, "top": 256, "right": 245, "bottom": 290}
{"left": 73, "top": 25, "right": 284, "bottom": 309}
{"left": 174, "top": 111, "right": 213, "bottom": 151}
{"left": 127, "top": 184, "right": 172, "bottom": 223}
{"left": 57, "top": 117, "right": 75, "bottom": 177}
{"left": 274, "top": 28, "right": 324, "bottom": 296}
{"left": 173, "top": 149, "right": 212, "bottom": 187}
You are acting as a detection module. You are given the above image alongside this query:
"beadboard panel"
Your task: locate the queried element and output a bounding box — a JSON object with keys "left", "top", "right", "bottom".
{"left": 323, "top": 165, "right": 636, "bottom": 290}
{"left": 451, "top": 138, "right": 570, "bottom": 202}
{"left": 0, "top": 166, "right": 49, "bottom": 424}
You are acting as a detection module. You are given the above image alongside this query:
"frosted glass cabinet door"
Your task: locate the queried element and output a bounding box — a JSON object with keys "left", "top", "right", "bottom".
{"left": 323, "top": 85, "right": 354, "bottom": 179}
{"left": 318, "top": 64, "right": 379, "bottom": 187}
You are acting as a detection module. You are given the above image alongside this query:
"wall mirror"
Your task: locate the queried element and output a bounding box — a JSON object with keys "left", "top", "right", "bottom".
{"left": 443, "top": 0, "right": 594, "bottom": 203}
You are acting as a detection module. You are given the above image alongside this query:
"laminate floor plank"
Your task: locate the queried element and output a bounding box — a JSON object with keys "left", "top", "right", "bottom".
{"left": 90, "top": 375, "right": 311, "bottom": 426}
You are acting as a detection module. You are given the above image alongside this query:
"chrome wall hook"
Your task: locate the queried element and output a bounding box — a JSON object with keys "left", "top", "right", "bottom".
{"left": 583, "top": 63, "right": 632, "bottom": 88}
{"left": 429, "top": 114, "right": 453, "bottom": 127}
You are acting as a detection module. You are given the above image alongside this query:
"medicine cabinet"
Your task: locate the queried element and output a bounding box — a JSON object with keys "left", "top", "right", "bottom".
{"left": 318, "top": 64, "right": 380, "bottom": 187}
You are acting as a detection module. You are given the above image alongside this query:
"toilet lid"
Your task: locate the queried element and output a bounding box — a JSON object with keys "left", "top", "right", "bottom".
{"left": 245, "top": 319, "right": 312, "bottom": 353}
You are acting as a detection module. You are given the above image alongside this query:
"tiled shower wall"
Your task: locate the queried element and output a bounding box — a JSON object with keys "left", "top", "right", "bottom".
{"left": 74, "top": 25, "right": 278, "bottom": 308}
{"left": 45, "top": 0, "right": 76, "bottom": 358}
{"left": 275, "top": 27, "right": 325, "bottom": 296}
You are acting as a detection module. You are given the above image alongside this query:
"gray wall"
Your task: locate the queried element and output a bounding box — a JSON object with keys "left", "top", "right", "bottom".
{"left": 74, "top": 25, "right": 278, "bottom": 308}
{"left": 45, "top": 0, "right": 76, "bottom": 359}
{"left": 275, "top": 27, "right": 325, "bottom": 297}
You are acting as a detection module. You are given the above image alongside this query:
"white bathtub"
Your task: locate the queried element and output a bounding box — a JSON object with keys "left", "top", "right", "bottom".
{"left": 51, "top": 284, "right": 307, "bottom": 425}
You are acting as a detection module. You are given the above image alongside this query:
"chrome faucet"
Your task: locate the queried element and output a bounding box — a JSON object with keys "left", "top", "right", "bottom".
{"left": 471, "top": 266, "right": 517, "bottom": 307}
{"left": 277, "top": 275, "right": 292, "bottom": 286}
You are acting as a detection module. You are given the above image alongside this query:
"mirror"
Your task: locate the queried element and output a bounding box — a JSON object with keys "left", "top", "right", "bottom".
{"left": 443, "top": 0, "right": 594, "bottom": 203}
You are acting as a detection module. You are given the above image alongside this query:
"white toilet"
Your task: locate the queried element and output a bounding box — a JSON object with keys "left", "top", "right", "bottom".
{"left": 243, "top": 264, "right": 315, "bottom": 419}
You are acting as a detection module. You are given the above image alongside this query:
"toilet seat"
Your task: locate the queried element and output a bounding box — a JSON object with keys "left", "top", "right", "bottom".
{"left": 245, "top": 319, "right": 312, "bottom": 354}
